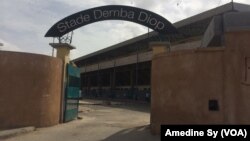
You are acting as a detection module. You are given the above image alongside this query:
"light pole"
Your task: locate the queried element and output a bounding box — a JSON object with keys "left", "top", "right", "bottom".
{"left": 232, "top": 0, "right": 234, "bottom": 11}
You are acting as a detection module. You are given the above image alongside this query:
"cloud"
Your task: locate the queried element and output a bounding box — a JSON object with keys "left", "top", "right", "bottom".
{"left": 0, "top": 38, "right": 22, "bottom": 52}
{"left": 1, "top": 0, "right": 250, "bottom": 60}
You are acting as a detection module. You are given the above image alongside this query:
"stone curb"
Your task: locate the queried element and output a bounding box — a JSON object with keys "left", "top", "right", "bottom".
{"left": 0, "top": 126, "right": 35, "bottom": 139}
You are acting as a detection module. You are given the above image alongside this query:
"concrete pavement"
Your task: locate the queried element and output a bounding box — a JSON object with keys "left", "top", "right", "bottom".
{"left": 3, "top": 100, "right": 158, "bottom": 141}
{"left": 0, "top": 127, "right": 35, "bottom": 140}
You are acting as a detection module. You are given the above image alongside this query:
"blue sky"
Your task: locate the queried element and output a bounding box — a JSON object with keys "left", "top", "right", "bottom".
{"left": 1, "top": 0, "right": 250, "bottom": 59}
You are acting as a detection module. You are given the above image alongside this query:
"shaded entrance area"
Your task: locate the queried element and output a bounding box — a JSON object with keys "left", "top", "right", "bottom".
{"left": 81, "top": 62, "right": 151, "bottom": 102}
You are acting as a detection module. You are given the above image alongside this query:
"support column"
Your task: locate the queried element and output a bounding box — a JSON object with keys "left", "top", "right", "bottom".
{"left": 110, "top": 71, "right": 113, "bottom": 92}
{"left": 130, "top": 66, "right": 135, "bottom": 100}
{"left": 87, "top": 74, "right": 91, "bottom": 97}
{"left": 130, "top": 66, "right": 134, "bottom": 89}
{"left": 49, "top": 43, "right": 75, "bottom": 123}
{"left": 110, "top": 61, "right": 116, "bottom": 99}
{"left": 149, "top": 42, "right": 170, "bottom": 135}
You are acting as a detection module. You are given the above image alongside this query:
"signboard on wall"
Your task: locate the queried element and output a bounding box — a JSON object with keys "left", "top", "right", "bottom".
{"left": 45, "top": 5, "right": 178, "bottom": 37}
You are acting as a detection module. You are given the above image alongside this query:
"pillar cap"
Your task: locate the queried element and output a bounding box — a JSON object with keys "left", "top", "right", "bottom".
{"left": 149, "top": 41, "right": 170, "bottom": 47}
{"left": 49, "top": 43, "right": 76, "bottom": 50}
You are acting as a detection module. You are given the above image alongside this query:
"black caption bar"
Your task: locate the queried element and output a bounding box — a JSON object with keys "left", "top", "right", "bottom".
{"left": 161, "top": 125, "right": 250, "bottom": 141}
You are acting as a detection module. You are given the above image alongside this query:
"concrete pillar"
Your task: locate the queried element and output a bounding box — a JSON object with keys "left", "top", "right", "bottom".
{"left": 149, "top": 41, "right": 170, "bottom": 135}
{"left": 150, "top": 42, "right": 170, "bottom": 56}
{"left": 50, "top": 43, "right": 75, "bottom": 63}
{"left": 49, "top": 43, "right": 75, "bottom": 123}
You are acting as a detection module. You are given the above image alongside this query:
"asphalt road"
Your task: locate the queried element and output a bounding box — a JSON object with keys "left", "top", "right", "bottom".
{"left": 4, "top": 100, "right": 159, "bottom": 141}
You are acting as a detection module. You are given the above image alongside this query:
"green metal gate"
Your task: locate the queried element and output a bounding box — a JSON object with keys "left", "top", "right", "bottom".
{"left": 64, "top": 63, "right": 81, "bottom": 122}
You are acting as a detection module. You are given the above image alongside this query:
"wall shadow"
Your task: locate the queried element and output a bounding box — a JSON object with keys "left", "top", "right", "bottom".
{"left": 102, "top": 125, "right": 159, "bottom": 141}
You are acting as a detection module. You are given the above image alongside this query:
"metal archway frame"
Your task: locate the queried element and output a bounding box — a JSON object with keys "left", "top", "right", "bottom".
{"left": 45, "top": 5, "right": 178, "bottom": 37}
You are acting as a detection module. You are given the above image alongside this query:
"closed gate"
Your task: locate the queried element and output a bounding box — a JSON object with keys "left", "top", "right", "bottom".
{"left": 64, "top": 63, "right": 81, "bottom": 122}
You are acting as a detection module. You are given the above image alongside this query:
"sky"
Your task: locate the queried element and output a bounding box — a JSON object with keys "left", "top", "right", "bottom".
{"left": 1, "top": 0, "right": 250, "bottom": 59}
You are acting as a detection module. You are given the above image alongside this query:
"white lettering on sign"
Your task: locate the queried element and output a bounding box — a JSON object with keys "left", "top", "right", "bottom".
{"left": 57, "top": 14, "right": 90, "bottom": 32}
{"left": 94, "top": 8, "right": 135, "bottom": 19}
{"left": 56, "top": 8, "right": 166, "bottom": 33}
{"left": 138, "top": 11, "right": 165, "bottom": 30}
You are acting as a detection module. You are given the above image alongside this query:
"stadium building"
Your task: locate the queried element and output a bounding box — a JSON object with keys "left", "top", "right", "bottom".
{"left": 74, "top": 2, "right": 250, "bottom": 102}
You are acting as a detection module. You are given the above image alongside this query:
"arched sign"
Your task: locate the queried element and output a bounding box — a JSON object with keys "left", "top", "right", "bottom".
{"left": 45, "top": 5, "right": 178, "bottom": 37}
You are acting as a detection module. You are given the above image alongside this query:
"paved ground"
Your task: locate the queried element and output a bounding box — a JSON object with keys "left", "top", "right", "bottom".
{"left": 4, "top": 100, "right": 159, "bottom": 141}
